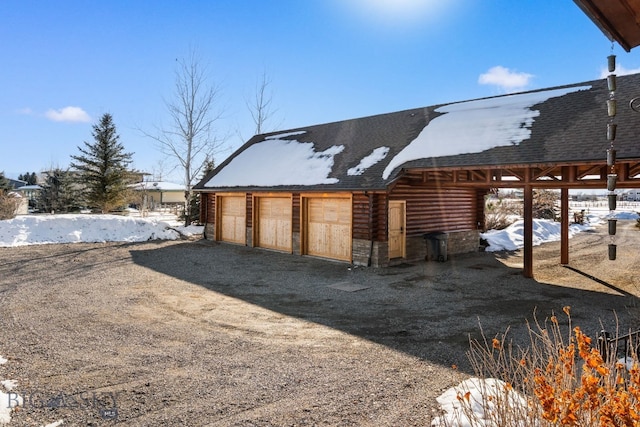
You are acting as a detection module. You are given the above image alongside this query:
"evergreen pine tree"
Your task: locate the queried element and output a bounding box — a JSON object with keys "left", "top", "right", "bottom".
{"left": 18, "top": 172, "right": 37, "bottom": 185}
{"left": 38, "top": 168, "right": 82, "bottom": 213}
{"left": 70, "top": 114, "right": 133, "bottom": 213}
{"left": 184, "top": 156, "right": 216, "bottom": 225}
{"left": 201, "top": 155, "right": 215, "bottom": 178}
{"left": 0, "top": 172, "right": 10, "bottom": 193}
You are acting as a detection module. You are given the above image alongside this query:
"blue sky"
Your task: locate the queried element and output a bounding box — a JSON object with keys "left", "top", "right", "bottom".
{"left": 2, "top": 0, "right": 639, "bottom": 183}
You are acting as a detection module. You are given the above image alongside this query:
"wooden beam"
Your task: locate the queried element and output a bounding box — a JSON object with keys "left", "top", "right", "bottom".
{"left": 629, "top": 163, "right": 640, "bottom": 177}
{"left": 503, "top": 168, "right": 525, "bottom": 182}
{"left": 532, "top": 166, "right": 559, "bottom": 181}
{"left": 577, "top": 164, "right": 603, "bottom": 179}
{"left": 523, "top": 184, "right": 533, "bottom": 278}
{"left": 561, "top": 187, "right": 569, "bottom": 265}
{"left": 567, "top": 165, "right": 577, "bottom": 183}
{"left": 469, "top": 170, "right": 486, "bottom": 182}
{"left": 618, "top": 163, "right": 629, "bottom": 182}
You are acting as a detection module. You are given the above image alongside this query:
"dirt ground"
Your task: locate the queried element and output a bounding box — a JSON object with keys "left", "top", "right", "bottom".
{"left": 1, "top": 220, "right": 639, "bottom": 426}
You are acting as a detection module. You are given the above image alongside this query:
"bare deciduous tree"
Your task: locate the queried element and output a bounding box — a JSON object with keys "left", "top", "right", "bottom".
{"left": 143, "top": 50, "right": 226, "bottom": 226}
{"left": 246, "top": 69, "right": 280, "bottom": 136}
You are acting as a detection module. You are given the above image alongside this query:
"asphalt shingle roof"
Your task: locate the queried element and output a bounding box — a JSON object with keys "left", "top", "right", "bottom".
{"left": 195, "top": 73, "right": 640, "bottom": 192}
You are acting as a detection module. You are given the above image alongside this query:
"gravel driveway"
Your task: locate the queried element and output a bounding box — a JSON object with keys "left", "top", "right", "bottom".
{"left": 1, "top": 221, "right": 639, "bottom": 426}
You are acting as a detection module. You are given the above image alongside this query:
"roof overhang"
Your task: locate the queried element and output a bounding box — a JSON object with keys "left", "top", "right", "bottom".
{"left": 574, "top": 0, "right": 640, "bottom": 52}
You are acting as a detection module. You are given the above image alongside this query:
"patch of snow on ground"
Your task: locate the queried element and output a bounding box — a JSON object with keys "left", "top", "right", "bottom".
{"left": 173, "top": 224, "right": 205, "bottom": 237}
{"left": 0, "top": 380, "right": 17, "bottom": 391}
{"left": 41, "top": 421, "right": 64, "bottom": 427}
{"left": 205, "top": 139, "right": 344, "bottom": 187}
{"left": 431, "top": 377, "right": 529, "bottom": 427}
{"left": 0, "top": 391, "right": 21, "bottom": 424}
{"left": 609, "top": 211, "right": 639, "bottom": 220}
{"left": 0, "top": 357, "right": 22, "bottom": 425}
{"left": 383, "top": 86, "right": 591, "bottom": 179}
{"left": 0, "top": 356, "right": 6, "bottom": 365}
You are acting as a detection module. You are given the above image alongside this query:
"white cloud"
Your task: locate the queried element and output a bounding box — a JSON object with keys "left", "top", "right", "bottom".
{"left": 599, "top": 63, "right": 640, "bottom": 78}
{"left": 45, "top": 106, "right": 91, "bottom": 123}
{"left": 478, "top": 66, "right": 534, "bottom": 93}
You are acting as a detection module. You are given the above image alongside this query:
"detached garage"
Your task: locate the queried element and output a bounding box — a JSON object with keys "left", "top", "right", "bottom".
{"left": 196, "top": 74, "right": 640, "bottom": 269}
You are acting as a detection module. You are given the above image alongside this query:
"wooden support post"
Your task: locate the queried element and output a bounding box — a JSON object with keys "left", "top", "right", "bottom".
{"left": 523, "top": 185, "right": 533, "bottom": 278}
{"left": 561, "top": 188, "right": 569, "bottom": 265}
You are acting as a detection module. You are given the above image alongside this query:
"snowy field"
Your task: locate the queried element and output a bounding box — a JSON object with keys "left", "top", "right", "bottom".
{"left": 480, "top": 201, "right": 639, "bottom": 252}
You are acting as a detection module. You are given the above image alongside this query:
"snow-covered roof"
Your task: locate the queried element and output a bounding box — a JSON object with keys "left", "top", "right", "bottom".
{"left": 129, "top": 181, "right": 185, "bottom": 191}
{"left": 196, "top": 73, "right": 640, "bottom": 191}
{"left": 15, "top": 185, "right": 42, "bottom": 191}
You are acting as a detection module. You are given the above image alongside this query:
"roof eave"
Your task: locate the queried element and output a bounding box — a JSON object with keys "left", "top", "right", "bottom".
{"left": 573, "top": 0, "right": 635, "bottom": 52}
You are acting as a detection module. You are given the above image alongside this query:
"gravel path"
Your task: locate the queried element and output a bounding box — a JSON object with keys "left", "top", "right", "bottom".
{"left": 0, "top": 221, "right": 638, "bottom": 426}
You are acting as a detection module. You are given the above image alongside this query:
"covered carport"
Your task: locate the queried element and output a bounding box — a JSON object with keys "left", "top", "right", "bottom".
{"left": 400, "top": 160, "right": 640, "bottom": 278}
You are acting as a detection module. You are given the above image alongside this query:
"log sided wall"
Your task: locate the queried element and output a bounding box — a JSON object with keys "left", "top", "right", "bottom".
{"left": 200, "top": 185, "right": 483, "bottom": 267}
{"left": 202, "top": 192, "right": 216, "bottom": 240}
{"left": 382, "top": 180, "right": 484, "bottom": 266}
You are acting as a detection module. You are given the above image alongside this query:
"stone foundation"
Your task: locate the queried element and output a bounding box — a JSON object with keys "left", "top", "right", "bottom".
{"left": 447, "top": 230, "right": 481, "bottom": 255}
{"left": 393, "top": 230, "right": 481, "bottom": 265}
{"left": 204, "top": 223, "right": 215, "bottom": 241}
{"left": 292, "top": 232, "right": 301, "bottom": 255}
{"left": 246, "top": 227, "right": 252, "bottom": 247}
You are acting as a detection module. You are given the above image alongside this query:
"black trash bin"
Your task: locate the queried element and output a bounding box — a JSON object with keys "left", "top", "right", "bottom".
{"left": 424, "top": 232, "right": 448, "bottom": 262}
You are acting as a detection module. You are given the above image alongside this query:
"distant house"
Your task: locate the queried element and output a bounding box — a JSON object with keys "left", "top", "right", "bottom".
{"left": 194, "top": 73, "right": 640, "bottom": 268}
{"left": 129, "top": 181, "right": 185, "bottom": 210}
{"left": 7, "top": 178, "right": 27, "bottom": 190}
{"left": 622, "top": 190, "right": 640, "bottom": 201}
{"left": 14, "top": 184, "right": 42, "bottom": 211}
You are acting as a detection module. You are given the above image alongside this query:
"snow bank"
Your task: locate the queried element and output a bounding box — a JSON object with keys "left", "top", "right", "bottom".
{"left": 480, "top": 218, "right": 590, "bottom": 252}
{"left": 0, "top": 214, "right": 181, "bottom": 247}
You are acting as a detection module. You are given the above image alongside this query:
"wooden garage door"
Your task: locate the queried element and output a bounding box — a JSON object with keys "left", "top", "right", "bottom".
{"left": 219, "top": 196, "right": 246, "bottom": 244}
{"left": 305, "top": 197, "right": 351, "bottom": 261}
{"left": 256, "top": 197, "right": 292, "bottom": 251}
